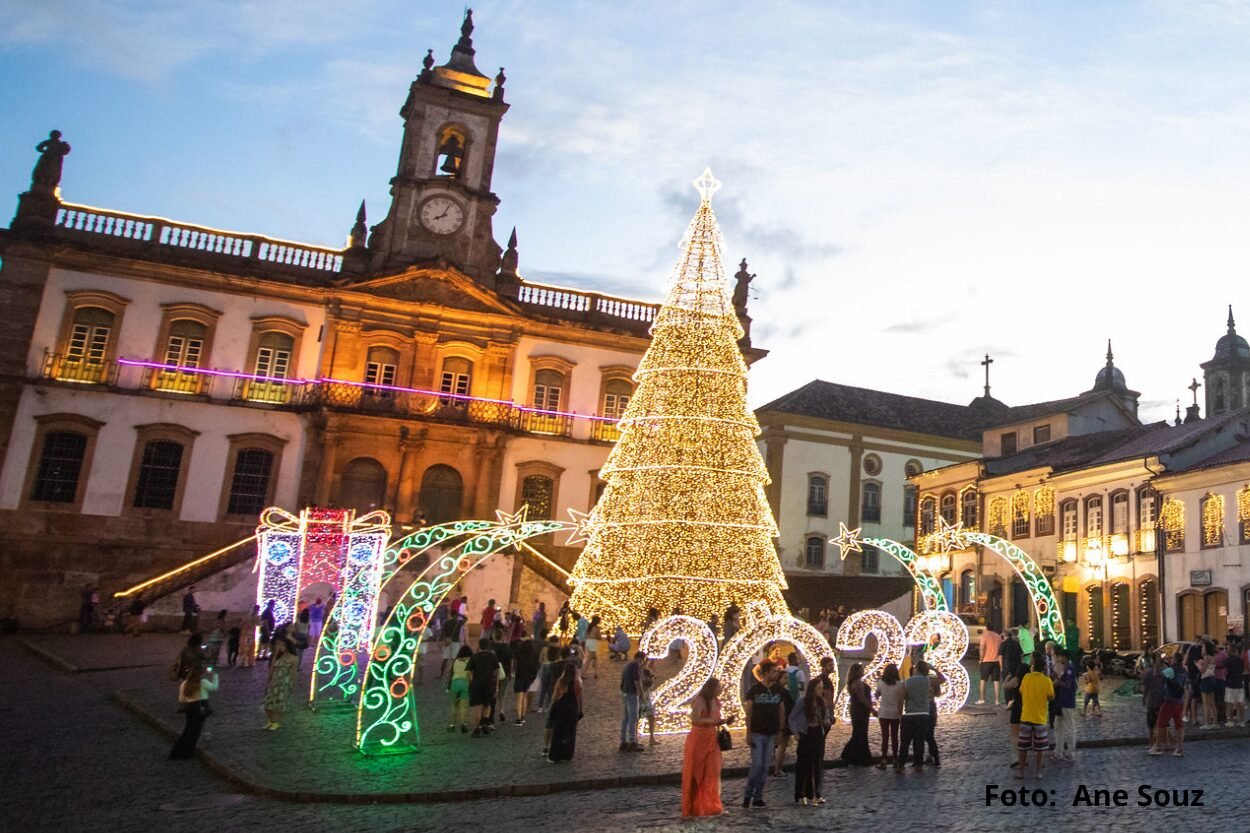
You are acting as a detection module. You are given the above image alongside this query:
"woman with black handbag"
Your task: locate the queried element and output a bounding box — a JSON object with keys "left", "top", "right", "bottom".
{"left": 682, "top": 677, "right": 732, "bottom": 817}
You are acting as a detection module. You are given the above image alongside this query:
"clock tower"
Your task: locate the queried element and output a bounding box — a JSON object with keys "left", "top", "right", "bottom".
{"left": 367, "top": 10, "right": 509, "bottom": 285}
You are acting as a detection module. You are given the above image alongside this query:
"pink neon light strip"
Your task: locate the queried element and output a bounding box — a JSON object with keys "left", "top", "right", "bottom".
{"left": 115, "top": 357, "right": 619, "bottom": 423}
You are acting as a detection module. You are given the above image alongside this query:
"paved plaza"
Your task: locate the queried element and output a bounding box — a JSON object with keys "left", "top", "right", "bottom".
{"left": 5, "top": 633, "right": 1249, "bottom": 832}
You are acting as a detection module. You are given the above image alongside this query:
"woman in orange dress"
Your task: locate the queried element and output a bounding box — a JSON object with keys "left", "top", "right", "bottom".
{"left": 682, "top": 677, "right": 731, "bottom": 817}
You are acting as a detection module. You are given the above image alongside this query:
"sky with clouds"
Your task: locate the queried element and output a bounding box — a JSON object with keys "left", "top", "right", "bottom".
{"left": 4, "top": 0, "right": 1250, "bottom": 424}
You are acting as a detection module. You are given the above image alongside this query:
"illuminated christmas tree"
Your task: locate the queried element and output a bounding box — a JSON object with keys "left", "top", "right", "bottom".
{"left": 567, "top": 170, "right": 788, "bottom": 630}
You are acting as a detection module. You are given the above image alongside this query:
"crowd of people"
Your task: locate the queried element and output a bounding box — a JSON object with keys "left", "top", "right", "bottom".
{"left": 157, "top": 587, "right": 1250, "bottom": 817}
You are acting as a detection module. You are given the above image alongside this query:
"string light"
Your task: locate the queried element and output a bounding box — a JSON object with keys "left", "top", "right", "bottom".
{"left": 831, "top": 522, "right": 863, "bottom": 561}
{"left": 1161, "top": 498, "right": 1185, "bottom": 551}
{"left": 834, "top": 609, "right": 906, "bottom": 722}
{"left": 1201, "top": 493, "right": 1224, "bottom": 548}
{"left": 964, "top": 531, "right": 1066, "bottom": 645}
{"left": 567, "top": 171, "right": 788, "bottom": 629}
{"left": 356, "top": 518, "right": 569, "bottom": 755}
{"left": 716, "top": 614, "right": 833, "bottom": 724}
{"left": 638, "top": 615, "right": 720, "bottom": 734}
{"left": 903, "top": 610, "right": 970, "bottom": 715}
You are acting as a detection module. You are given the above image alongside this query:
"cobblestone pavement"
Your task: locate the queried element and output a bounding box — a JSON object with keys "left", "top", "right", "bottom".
{"left": 6, "top": 634, "right": 1249, "bottom": 832}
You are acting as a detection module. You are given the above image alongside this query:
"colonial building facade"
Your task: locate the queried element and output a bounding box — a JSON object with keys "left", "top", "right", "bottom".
{"left": 756, "top": 379, "right": 991, "bottom": 617}
{"left": 913, "top": 333, "right": 1250, "bottom": 649}
{"left": 0, "top": 13, "right": 758, "bottom": 626}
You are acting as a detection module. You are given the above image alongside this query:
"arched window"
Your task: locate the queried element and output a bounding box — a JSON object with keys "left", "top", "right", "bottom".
{"left": 1139, "top": 577, "right": 1160, "bottom": 649}
{"left": 62, "top": 307, "right": 114, "bottom": 383}
{"left": 1034, "top": 487, "right": 1055, "bottom": 536}
{"left": 439, "top": 356, "right": 472, "bottom": 403}
{"left": 247, "top": 331, "right": 296, "bottom": 403}
{"left": 1110, "top": 582, "right": 1131, "bottom": 649}
{"left": 1201, "top": 493, "right": 1224, "bottom": 549}
{"left": 988, "top": 497, "right": 1009, "bottom": 536}
{"left": 903, "top": 485, "right": 917, "bottom": 527}
{"left": 338, "top": 457, "right": 388, "bottom": 513}
{"left": 1215, "top": 377, "right": 1228, "bottom": 414}
{"left": 861, "top": 481, "right": 882, "bottom": 523}
{"left": 225, "top": 448, "right": 274, "bottom": 517}
{"left": 154, "top": 319, "right": 208, "bottom": 394}
{"left": 920, "top": 496, "right": 936, "bottom": 535}
{"left": 419, "top": 464, "right": 464, "bottom": 524}
{"left": 1238, "top": 486, "right": 1250, "bottom": 545}
{"left": 1060, "top": 499, "right": 1078, "bottom": 541}
{"left": 602, "top": 378, "right": 632, "bottom": 419}
{"left": 30, "top": 431, "right": 88, "bottom": 503}
{"left": 959, "top": 569, "right": 976, "bottom": 609}
{"left": 1111, "top": 491, "right": 1129, "bottom": 535}
{"left": 939, "top": 492, "right": 957, "bottom": 524}
{"left": 533, "top": 369, "right": 565, "bottom": 411}
{"left": 1161, "top": 498, "right": 1185, "bottom": 552}
{"left": 164, "top": 319, "right": 206, "bottom": 367}
{"left": 805, "top": 535, "right": 825, "bottom": 568}
{"left": 960, "top": 488, "right": 978, "bottom": 528}
{"left": 132, "top": 440, "right": 185, "bottom": 510}
{"left": 1012, "top": 491, "right": 1031, "bottom": 539}
{"left": 1085, "top": 496, "right": 1103, "bottom": 539}
{"left": 520, "top": 474, "right": 555, "bottom": 521}
{"left": 807, "top": 475, "right": 828, "bottom": 516}
{"left": 365, "top": 346, "right": 399, "bottom": 388}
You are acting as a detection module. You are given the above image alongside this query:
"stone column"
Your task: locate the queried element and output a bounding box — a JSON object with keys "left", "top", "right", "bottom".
{"left": 315, "top": 429, "right": 339, "bottom": 505}
{"left": 395, "top": 429, "right": 425, "bottom": 521}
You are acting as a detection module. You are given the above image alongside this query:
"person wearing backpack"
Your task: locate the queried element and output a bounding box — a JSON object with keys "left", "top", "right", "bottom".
{"left": 1152, "top": 651, "right": 1188, "bottom": 757}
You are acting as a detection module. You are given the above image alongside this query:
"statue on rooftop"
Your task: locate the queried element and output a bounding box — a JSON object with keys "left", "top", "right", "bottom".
{"left": 31, "top": 130, "right": 71, "bottom": 193}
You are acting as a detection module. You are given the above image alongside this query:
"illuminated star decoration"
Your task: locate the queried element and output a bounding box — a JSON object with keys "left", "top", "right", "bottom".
{"left": 692, "top": 167, "right": 721, "bottom": 203}
{"left": 831, "top": 522, "right": 864, "bottom": 561}
{"left": 495, "top": 505, "right": 530, "bottom": 528}
{"left": 935, "top": 516, "right": 969, "bottom": 554}
{"left": 563, "top": 508, "right": 592, "bottom": 547}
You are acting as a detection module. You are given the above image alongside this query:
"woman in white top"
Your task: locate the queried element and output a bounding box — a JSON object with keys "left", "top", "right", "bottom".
{"left": 170, "top": 659, "right": 219, "bottom": 759}
{"left": 874, "top": 662, "right": 904, "bottom": 768}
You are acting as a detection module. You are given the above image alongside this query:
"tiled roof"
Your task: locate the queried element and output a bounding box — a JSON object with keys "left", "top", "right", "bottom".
{"left": 757, "top": 380, "right": 994, "bottom": 441}
{"left": 988, "top": 396, "right": 1088, "bottom": 427}
{"left": 1167, "top": 435, "right": 1250, "bottom": 473}
{"left": 984, "top": 411, "right": 1250, "bottom": 477}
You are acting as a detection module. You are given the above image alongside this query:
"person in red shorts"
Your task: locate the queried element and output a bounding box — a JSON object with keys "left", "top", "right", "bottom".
{"left": 1015, "top": 654, "right": 1054, "bottom": 779}
{"left": 1153, "top": 651, "right": 1188, "bottom": 757}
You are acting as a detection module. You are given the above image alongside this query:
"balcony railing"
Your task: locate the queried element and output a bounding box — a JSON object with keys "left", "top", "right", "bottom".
{"left": 40, "top": 352, "right": 118, "bottom": 385}
{"left": 590, "top": 420, "right": 622, "bottom": 443}
{"left": 143, "top": 366, "right": 210, "bottom": 396}
{"left": 510, "top": 282, "right": 659, "bottom": 331}
{"left": 54, "top": 204, "right": 343, "bottom": 277}
{"left": 232, "top": 377, "right": 297, "bottom": 405}
{"left": 518, "top": 410, "right": 573, "bottom": 437}
{"left": 1136, "top": 527, "right": 1157, "bottom": 554}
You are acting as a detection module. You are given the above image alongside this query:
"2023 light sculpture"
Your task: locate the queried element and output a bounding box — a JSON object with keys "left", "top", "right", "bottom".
{"left": 638, "top": 611, "right": 834, "bottom": 734}
{"left": 834, "top": 609, "right": 907, "bottom": 722}
{"left": 639, "top": 616, "right": 720, "bottom": 734}
{"left": 904, "top": 609, "right": 971, "bottom": 715}
{"left": 256, "top": 507, "right": 389, "bottom": 704}
{"left": 355, "top": 512, "right": 572, "bottom": 755}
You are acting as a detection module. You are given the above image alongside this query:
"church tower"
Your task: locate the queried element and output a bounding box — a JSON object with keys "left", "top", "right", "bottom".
{"left": 1201, "top": 306, "right": 1250, "bottom": 417}
{"left": 367, "top": 10, "right": 509, "bottom": 284}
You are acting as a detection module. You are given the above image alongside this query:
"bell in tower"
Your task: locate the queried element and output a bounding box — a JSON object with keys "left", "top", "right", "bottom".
{"left": 366, "top": 9, "right": 510, "bottom": 284}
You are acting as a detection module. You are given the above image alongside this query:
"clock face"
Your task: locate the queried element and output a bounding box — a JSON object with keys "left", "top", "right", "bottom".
{"left": 419, "top": 196, "right": 465, "bottom": 235}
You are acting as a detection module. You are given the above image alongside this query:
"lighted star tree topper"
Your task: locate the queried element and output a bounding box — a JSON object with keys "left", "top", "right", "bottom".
{"left": 567, "top": 169, "right": 788, "bottom": 629}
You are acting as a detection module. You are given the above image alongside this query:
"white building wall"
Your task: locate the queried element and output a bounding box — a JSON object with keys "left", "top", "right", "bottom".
{"left": 33, "top": 268, "right": 327, "bottom": 380}
{"left": 0, "top": 386, "right": 307, "bottom": 519}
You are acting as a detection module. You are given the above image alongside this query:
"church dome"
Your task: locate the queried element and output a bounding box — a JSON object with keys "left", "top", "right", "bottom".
{"left": 1211, "top": 306, "right": 1250, "bottom": 363}
{"left": 1092, "top": 340, "right": 1127, "bottom": 392}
